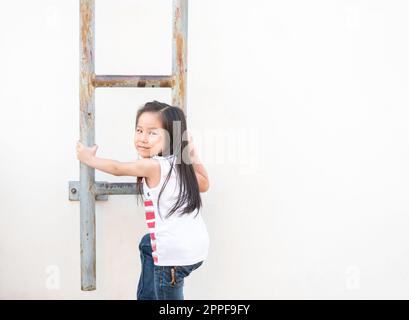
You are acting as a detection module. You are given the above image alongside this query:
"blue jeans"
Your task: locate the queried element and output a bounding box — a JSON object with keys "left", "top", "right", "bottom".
{"left": 137, "top": 233, "right": 204, "bottom": 300}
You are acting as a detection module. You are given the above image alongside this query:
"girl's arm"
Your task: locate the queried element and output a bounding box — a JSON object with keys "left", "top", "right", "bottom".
{"left": 86, "top": 156, "right": 120, "bottom": 176}
{"left": 191, "top": 153, "right": 209, "bottom": 193}
{"left": 188, "top": 134, "right": 209, "bottom": 192}
{"left": 76, "top": 141, "right": 154, "bottom": 177}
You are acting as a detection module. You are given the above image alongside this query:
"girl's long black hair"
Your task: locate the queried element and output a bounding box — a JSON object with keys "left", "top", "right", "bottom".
{"left": 135, "top": 100, "right": 201, "bottom": 219}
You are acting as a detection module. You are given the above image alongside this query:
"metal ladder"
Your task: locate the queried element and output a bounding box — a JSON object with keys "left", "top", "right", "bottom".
{"left": 68, "top": 0, "right": 188, "bottom": 291}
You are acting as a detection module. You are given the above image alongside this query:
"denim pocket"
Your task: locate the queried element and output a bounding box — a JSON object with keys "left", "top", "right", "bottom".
{"left": 175, "top": 261, "right": 203, "bottom": 280}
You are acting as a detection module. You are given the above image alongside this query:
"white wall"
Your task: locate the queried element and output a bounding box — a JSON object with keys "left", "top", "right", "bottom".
{"left": 1, "top": 0, "right": 409, "bottom": 299}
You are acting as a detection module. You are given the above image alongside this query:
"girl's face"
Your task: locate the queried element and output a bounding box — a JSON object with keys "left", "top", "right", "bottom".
{"left": 134, "top": 112, "right": 166, "bottom": 158}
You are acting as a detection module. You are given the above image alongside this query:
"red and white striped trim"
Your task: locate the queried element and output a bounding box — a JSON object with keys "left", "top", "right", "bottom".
{"left": 143, "top": 196, "right": 158, "bottom": 264}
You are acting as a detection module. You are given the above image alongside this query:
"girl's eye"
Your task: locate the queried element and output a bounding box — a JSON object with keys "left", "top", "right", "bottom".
{"left": 136, "top": 129, "right": 156, "bottom": 135}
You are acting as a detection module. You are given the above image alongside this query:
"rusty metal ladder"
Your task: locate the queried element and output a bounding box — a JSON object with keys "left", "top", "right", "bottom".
{"left": 68, "top": 0, "right": 188, "bottom": 291}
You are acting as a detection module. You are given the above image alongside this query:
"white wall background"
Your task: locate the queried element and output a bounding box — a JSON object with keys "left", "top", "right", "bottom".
{"left": 1, "top": 0, "right": 409, "bottom": 299}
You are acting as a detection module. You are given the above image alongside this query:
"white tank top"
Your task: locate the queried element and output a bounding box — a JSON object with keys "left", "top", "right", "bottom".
{"left": 142, "top": 154, "right": 209, "bottom": 266}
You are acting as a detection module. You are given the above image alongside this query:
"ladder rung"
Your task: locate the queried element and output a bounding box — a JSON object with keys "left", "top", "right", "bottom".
{"left": 69, "top": 181, "right": 140, "bottom": 201}
{"left": 93, "top": 75, "right": 175, "bottom": 88}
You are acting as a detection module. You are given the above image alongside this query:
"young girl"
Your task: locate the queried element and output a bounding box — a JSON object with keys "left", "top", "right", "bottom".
{"left": 76, "top": 100, "right": 210, "bottom": 300}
